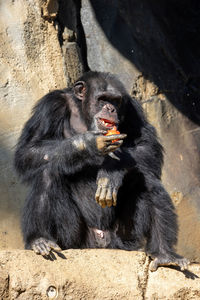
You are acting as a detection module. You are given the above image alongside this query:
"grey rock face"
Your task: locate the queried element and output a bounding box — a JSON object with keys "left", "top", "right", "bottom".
{"left": 81, "top": 0, "right": 139, "bottom": 92}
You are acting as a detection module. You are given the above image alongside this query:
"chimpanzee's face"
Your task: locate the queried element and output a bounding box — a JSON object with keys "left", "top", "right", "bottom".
{"left": 73, "top": 77, "right": 123, "bottom": 131}
{"left": 92, "top": 93, "right": 122, "bottom": 131}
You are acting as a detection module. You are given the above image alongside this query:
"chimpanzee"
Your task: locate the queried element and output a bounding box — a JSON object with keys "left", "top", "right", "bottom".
{"left": 15, "top": 71, "right": 189, "bottom": 271}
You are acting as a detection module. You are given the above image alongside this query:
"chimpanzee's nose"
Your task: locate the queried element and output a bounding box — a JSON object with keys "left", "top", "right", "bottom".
{"left": 103, "top": 103, "right": 115, "bottom": 113}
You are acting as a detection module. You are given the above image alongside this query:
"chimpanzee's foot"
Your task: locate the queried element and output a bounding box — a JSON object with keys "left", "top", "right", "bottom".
{"left": 31, "top": 238, "right": 61, "bottom": 256}
{"left": 149, "top": 254, "right": 190, "bottom": 272}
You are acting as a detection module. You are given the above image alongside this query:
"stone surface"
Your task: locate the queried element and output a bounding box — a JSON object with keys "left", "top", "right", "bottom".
{"left": 146, "top": 263, "right": 200, "bottom": 300}
{"left": 0, "top": 250, "right": 149, "bottom": 300}
{"left": 0, "top": 250, "right": 200, "bottom": 300}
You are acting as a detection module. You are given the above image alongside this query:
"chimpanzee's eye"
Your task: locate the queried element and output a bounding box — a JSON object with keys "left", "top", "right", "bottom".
{"left": 98, "top": 95, "right": 122, "bottom": 108}
{"left": 98, "top": 96, "right": 107, "bottom": 102}
{"left": 111, "top": 97, "right": 122, "bottom": 108}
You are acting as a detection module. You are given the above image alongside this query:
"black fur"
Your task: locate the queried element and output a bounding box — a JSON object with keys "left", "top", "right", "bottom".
{"left": 15, "top": 71, "right": 180, "bottom": 262}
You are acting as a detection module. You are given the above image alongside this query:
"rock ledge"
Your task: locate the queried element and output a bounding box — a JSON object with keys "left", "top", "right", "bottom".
{"left": 0, "top": 250, "right": 199, "bottom": 299}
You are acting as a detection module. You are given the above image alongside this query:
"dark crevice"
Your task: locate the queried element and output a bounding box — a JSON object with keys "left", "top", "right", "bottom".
{"left": 56, "top": 19, "right": 64, "bottom": 48}
{"left": 75, "top": 0, "right": 90, "bottom": 72}
{"left": 56, "top": 0, "right": 75, "bottom": 47}
{"left": 56, "top": 0, "right": 89, "bottom": 73}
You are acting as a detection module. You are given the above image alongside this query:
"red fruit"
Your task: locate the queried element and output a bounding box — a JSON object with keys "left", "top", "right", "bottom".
{"left": 105, "top": 126, "right": 120, "bottom": 143}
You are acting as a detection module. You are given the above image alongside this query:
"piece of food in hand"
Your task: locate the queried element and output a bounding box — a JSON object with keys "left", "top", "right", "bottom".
{"left": 105, "top": 126, "right": 121, "bottom": 143}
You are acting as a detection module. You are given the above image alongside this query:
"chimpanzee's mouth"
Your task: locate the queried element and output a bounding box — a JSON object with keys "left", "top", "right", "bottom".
{"left": 98, "top": 118, "right": 117, "bottom": 129}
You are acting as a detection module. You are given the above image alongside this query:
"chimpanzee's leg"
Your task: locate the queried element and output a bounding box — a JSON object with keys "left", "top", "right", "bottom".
{"left": 118, "top": 176, "right": 189, "bottom": 271}
{"left": 140, "top": 179, "right": 189, "bottom": 271}
{"left": 22, "top": 182, "right": 87, "bottom": 256}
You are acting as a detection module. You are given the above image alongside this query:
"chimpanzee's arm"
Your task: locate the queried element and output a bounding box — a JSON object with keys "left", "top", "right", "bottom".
{"left": 96, "top": 121, "right": 163, "bottom": 208}
{"left": 15, "top": 133, "right": 127, "bottom": 181}
{"left": 116, "top": 123, "right": 163, "bottom": 177}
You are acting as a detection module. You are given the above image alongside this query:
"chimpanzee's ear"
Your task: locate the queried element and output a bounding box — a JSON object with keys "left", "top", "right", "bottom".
{"left": 73, "top": 81, "right": 87, "bottom": 100}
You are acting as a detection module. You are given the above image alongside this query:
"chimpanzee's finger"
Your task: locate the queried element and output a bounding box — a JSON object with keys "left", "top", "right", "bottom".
{"left": 103, "top": 134, "right": 127, "bottom": 141}
{"left": 31, "top": 240, "right": 50, "bottom": 256}
{"left": 32, "top": 244, "right": 40, "bottom": 254}
{"left": 112, "top": 188, "right": 118, "bottom": 206}
{"left": 99, "top": 186, "right": 107, "bottom": 202}
{"left": 149, "top": 259, "right": 158, "bottom": 272}
{"left": 104, "top": 140, "right": 123, "bottom": 147}
{"left": 38, "top": 243, "right": 50, "bottom": 256}
{"left": 105, "top": 188, "right": 113, "bottom": 207}
{"left": 48, "top": 241, "right": 62, "bottom": 252}
{"left": 99, "top": 201, "right": 106, "bottom": 208}
{"left": 178, "top": 258, "right": 190, "bottom": 271}
{"left": 106, "top": 200, "right": 112, "bottom": 207}
{"left": 105, "top": 143, "right": 123, "bottom": 153}
{"left": 108, "top": 152, "right": 120, "bottom": 160}
{"left": 95, "top": 185, "right": 101, "bottom": 203}
{"left": 92, "top": 130, "right": 107, "bottom": 135}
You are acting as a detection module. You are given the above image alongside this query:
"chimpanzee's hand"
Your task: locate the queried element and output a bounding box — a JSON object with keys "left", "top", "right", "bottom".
{"left": 95, "top": 132, "right": 127, "bottom": 155}
{"left": 73, "top": 131, "right": 127, "bottom": 156}
{"left": 149, "top": 253, "right": 190, "bottom": 272}
{"left": 31, "top": 238, "right": 61, "bottom": 256}
{"left": 95, "top": 169, "right": 125, "bottom": 208}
